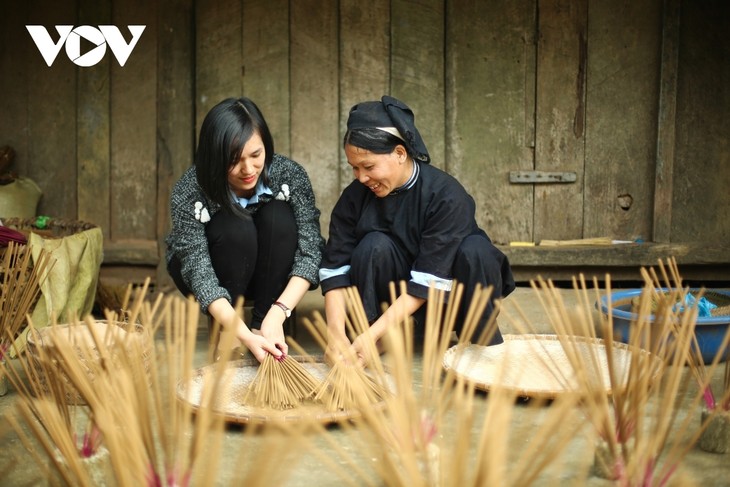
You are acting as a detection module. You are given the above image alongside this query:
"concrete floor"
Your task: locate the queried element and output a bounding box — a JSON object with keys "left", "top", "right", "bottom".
{"left": 1, "top": 286, "right": 729, "bottom": 486}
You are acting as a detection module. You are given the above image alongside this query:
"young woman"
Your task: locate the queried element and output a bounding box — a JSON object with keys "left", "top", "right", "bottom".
{"left": 319, "top": 96, "right": 515, "bottom": 365}
{"left": 166, "top": 97, "right": 324, "bottom": 362}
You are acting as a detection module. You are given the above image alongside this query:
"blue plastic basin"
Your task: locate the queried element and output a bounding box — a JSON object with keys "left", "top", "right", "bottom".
{"left": 597, "top": 289, "right": 730, "bottom": 364}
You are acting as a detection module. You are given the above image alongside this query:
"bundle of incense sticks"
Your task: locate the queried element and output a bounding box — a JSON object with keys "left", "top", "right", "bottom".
{"left": 2, "top": 287, "right": 223, "bottom": 486}
{"left": 647, "top": 262, "right": 730, "bottom": 416}
{"left": 0, "top": 280, "right": 154, "bottom": 485}
{"left": 300, "top": 286, "right": 390, "bottom": 412}
{"left": 245, "top": 353, "right": 319, "bottom": 410}
{"left": 1, "top": 318, "right": 105, "bottom": 486}
{"left": 501, "top": 257, "right": 724, "bottom": 484}
{"left": 0, "top": 241, "right": 53, "bottom": 357}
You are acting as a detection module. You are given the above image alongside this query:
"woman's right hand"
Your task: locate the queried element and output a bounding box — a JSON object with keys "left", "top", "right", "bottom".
{"left": 240, "top": 331, "right": 283, "bottom": 363}
{"left": 324, "top": 332, "right": 352, "bottom": 366}
{"left": 209, "top": 298, "right": 283, "bottom": 363}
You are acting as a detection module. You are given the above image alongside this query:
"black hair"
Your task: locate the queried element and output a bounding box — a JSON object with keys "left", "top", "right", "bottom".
{"left": 343, "top": 127, "right": 412, "bottom": 157}
{"left": 195, "top": 97, "right": 274, "bottom": 214}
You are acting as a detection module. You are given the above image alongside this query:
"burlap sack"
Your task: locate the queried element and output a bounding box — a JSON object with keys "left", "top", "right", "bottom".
{"left": 0, "top": 177, "right": 42, "bottom": 218}
{"left": 11, "top": 225, "right": 103, "bottom": 356}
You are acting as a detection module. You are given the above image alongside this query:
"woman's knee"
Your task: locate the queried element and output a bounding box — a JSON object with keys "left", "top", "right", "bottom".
{"left": 206, "top": 210, "right": 255, "bottom": 249}
{"left": 454, "top": 234, "right": 488, "bottom": 262}
{"left": 453, "top": 235, "right": 504, "bottom": 279}
{"left": 253, "top": 200, "right": 297, "bottom": 246}
{"left": 351, "top": 232, "right": 397, "bottom": 264}
{"left": 454, "top": 234, "right": 514, "bottom": 297}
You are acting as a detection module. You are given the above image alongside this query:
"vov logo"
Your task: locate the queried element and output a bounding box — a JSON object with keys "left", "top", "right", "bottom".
{"left": 26, "top": 25, "right": 146, "bottom": 67}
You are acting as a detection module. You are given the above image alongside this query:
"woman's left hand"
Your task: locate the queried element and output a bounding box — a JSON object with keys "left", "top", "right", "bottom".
{"left": 350, "top": 332, "right": 377, "bottom": 369}
{"left": 260, "top": 310, "right": 289, "bottom": 356}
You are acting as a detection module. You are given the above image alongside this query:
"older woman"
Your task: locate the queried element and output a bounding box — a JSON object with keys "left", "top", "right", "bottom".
{"left": 166, "top": 97, "right": 324, "bottom": 362}
{"left": 319, "top": 96, "right": 514, "bottom": 365}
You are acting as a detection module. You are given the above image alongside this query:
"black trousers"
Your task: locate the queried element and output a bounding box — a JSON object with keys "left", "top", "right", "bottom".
{"left": 168, "top": 200, "right": 297, "bottom": 329}
{"left": 349, "top": 231, "right": 515, "bottom": 345}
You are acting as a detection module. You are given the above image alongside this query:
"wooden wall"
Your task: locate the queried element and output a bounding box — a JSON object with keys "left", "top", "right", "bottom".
{"left": 1, "top": 0, "right": 728, "bottom": 284}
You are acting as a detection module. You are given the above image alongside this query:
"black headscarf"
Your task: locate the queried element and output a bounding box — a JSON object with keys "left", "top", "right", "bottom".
{"left": 346, "top": 95, "right": 431, "bottom": 164}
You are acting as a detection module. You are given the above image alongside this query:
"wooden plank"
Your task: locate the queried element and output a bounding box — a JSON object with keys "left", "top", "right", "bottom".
{"left": 156, "top": 0, "right": 194, "bottom": 284}
{"left": 446, "top": 0, "right": 535, "bottom": 245}
{"left": 110, "top": 0, "right": 157, "bottom": 240}
{"left": 501, "top": 242, "right": 730, "bottom": 267}
{"left": 194, "top": 0, "right": 242, "bottom": 136}
{"left": 506, "top": 264, "right": 730, "bottom": 283}
{"left": 26, "top": 0, "right": 78, "bottom": 219}
{"left": 533, "top": 0, "right": 587, "bottom": 241}
{"left": 99, "top": 265, "right": 159, "bottom": 289}
{"left": 77, "top": 0, "right": 111, "bottom": 238}
{"left": 0, "top": 1, "right": 30, "bottom": 180}
{"left": 652, "top": 0, "right": 680, "bottom": 243}
{"left": 103, "top": 239, "right": 159, "bottom": 265}
{"left": 524, "top": 17, "right": 537, "bottom": 153}
{"left": 390, "top": 0, "right": 445, "bottom": 169}
{"left": 339, "top": 0, "right": 390, "bottom": 192}
{"left": 290, "top": 0, "right": 339, "bottom": 238}
{"left": 583, "top": 0, "right": 662, "bottom": 242}
{"left": 671, "top": 0, "right": 730, "bottom": 244}
{"left": 242, "top": 0, "right": 290, "bottom": 155}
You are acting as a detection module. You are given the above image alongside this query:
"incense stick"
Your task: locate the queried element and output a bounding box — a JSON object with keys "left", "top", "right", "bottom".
{"left": 0, "top": 242, "right": 54, "bottom": 358}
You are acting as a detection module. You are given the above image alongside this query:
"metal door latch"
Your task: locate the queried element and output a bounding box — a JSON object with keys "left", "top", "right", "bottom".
{"left": 509, "top": 171, "right": 577, "bottom": 184}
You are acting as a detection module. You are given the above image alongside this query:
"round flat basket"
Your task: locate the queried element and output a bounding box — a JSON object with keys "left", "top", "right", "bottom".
{"left": 26, "top": 320, "right": 153, "bottom": 404}
{"left": 442, "top": 334, "right": 661, "bottom": 399}
{"left": 177, "top": 356, "right": 395, "bottom": 424}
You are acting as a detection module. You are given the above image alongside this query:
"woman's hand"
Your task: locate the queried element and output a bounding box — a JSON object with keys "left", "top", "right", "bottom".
{"left": 260, "top": 307, "right": 289, "bottom": 356}
{"left": 239, "top": 329, "right": 283, "bottom": 363}
{"left": 208, "top": 297, "right": 283, "bottom": 363}
{"left": 324, "top": 333, "right": 352, "bottom": 366}
{"left": 349, "top": 332, "right": 378, "bottom": 368}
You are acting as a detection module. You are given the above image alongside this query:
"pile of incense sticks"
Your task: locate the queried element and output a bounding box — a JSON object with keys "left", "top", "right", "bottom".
{"left": 3, "top": 258, "right": 728, "bottom": 486}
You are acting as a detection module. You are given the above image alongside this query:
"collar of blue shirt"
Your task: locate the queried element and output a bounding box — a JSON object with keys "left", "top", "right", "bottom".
{"left": 231, "top": 179, "right": 273, "bottom": 208}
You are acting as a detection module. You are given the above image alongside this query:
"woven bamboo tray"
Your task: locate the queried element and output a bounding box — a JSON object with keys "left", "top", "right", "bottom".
{"left": 177, "top": 356, "right": 395, "bottom": 424}
{"left": 442, "top": 334, "right": 661, "bottom": 399}
{"left": 26, "top": 320, "right": 153, "bottom": 404}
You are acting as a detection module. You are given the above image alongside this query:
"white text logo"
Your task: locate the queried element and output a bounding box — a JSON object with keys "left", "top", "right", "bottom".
{"left": 26, "top": 25, "right": 146, "bottom": 67}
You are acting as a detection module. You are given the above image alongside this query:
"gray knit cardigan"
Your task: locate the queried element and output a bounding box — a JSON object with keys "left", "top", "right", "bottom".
{"left": 165, "top": 154, "right": 325, "bottom": 312}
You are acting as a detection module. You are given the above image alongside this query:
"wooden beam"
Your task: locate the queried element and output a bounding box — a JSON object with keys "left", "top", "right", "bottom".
{"left": 653, "top": 0, "right": 680, "bottom": 243}
{"left": 156, "top": 0, "right": 194, "bottom": 288}
{"left": 508, "top": 264, "right": 730, "bottom": 283}
{"left": 27, "top": 0, "right": 77, "bottom": 218}
{"left": 110, "top": 0, "right": 157, "bottom": 241}
{"left": 242, "top": 0, "right": 290, "bottom": 154}
{"left": 103, "top": 239, "right": 159, "bottom": 265}
{"left": 500, "top": 242, "right": 730, "bottom": 267}
{"left": 533, "top": 0, "right": 587, "bottom": 241}
{"left": 194, "top": 0, "right": 242, "bottom": 136}
{"left": 77, "top": 0, "right": 111, "bottom": 241}
{"left": 290, "top": 0, "right": 339, "bottom": 239}
{"left": 501, "top": 241, "right": 730, "bottom": 282}
{"left": 339, "top": 0, "right": 390, "bottom": 193}
{"left": 391, "top": 0, "right": 446, "bottom": 169}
